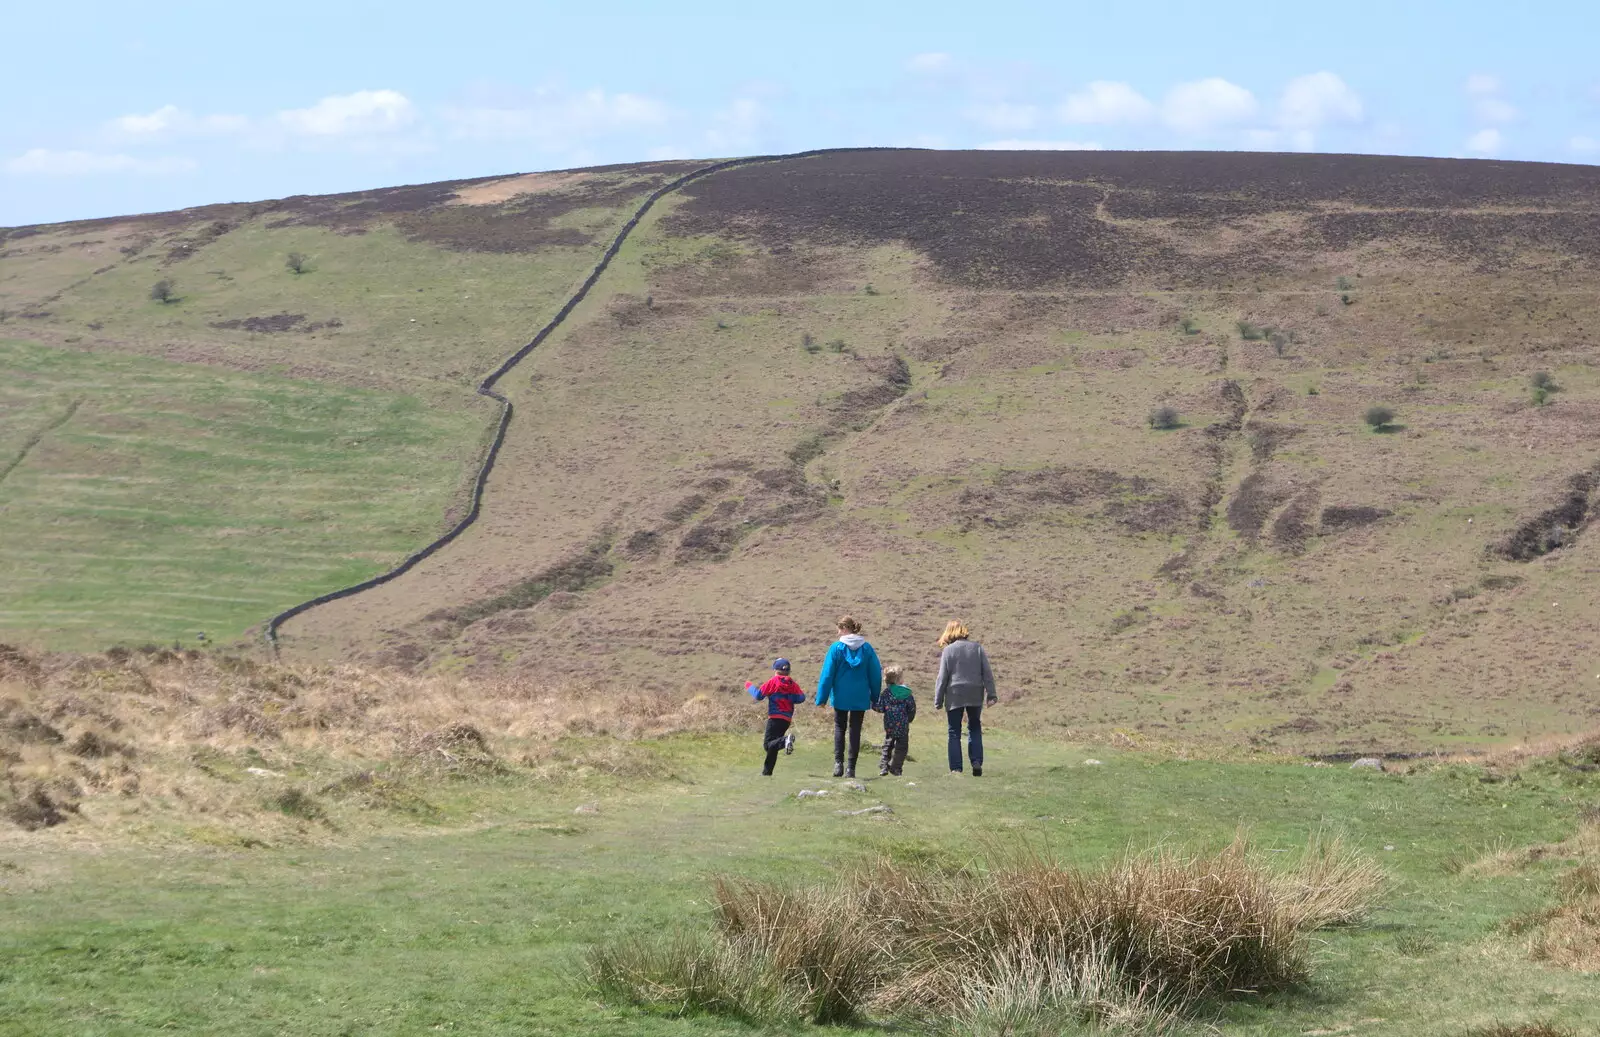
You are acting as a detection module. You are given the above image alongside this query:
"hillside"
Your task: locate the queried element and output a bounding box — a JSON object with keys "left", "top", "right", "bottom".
{"left": 6, "top": 150, "right": 1600, "bottom": 752}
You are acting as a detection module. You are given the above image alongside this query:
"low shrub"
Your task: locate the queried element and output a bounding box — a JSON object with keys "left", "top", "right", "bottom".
{"left": 1236, "top": 321, "right": 1265, "bottom": 341}
{"left": 1148, "top": 406, "right": 1180, "bottom": 431}
{"left": 1363, "top": 405, "right": 1395, "bottom": 430}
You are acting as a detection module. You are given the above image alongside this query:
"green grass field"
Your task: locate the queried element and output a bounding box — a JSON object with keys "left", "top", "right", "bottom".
{"left": 0, "top": 338, "right": 486, "bottom": 649}
{"left": 2, "top": 728, "right": 1597, "bottom": 1036}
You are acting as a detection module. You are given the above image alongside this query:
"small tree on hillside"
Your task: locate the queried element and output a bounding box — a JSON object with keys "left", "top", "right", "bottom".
{"left": 285, "top": 252, "right": 308, "bottom": 275}
{"left": 1363, "top": 405, "right": 1395, "bottom": 431}
{"left": 1148, "top": 405, "right": 1181, "bottom": 430}
{"left": 1530, "top": 371, "right": 1558, "bottom": 392}
{"left": 149, "top": 279, "right": 177, "bottom": 304}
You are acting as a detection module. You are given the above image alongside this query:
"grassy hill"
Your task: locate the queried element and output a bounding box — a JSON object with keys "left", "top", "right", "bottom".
{"left": 5, "top": 150, "right": 1600, "bottom": 751}
{"left": 1, "top": 650, "right": 1598, "bottom": 1035}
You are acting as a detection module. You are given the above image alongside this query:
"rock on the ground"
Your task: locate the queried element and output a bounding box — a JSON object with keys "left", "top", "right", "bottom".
{"left": 245, "top": 767, "right": 284, "bottom": 778}
{"left": 1350, "top": 758, "right": 1385, "bottom": 771}
{"left": 836, "top": 804, "right": 893, "bottom": 816}
{"left": 797, "top": 789, "right": 831, "bottom": 799}
{"left": 842, "top": 780, "right": 867, "bottom": 792}
{"left": 574, "top": 803, "right": 600, "bottom": 814}
{"left": 1083, "top": 759, "right": 1103, "bottom": 766}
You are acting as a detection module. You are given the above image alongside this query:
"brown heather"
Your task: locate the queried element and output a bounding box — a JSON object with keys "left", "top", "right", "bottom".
{"left": 0, "top": 643, "right": 746, "bottom": 833}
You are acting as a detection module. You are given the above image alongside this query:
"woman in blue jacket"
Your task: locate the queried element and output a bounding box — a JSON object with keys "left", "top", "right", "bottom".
{"left": 815, "top": 615, "right": 882, "bottom": 778}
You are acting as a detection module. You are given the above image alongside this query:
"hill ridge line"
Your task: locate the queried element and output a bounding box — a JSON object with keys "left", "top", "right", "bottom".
{"left": 263, "top": 147, "right": 916, "bottom": 654}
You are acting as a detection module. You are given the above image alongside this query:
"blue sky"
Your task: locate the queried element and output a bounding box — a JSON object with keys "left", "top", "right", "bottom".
{"left": 4, "top": 0, "right": 1598, "bottom": 226}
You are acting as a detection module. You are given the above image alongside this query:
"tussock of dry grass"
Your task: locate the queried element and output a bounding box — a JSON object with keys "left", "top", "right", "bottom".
{"left": 0, "top": 644, "right": 747, "bottom": 833}
{"left": 588, "top": 836, "right": 1384, "bottom": 1031}
{"left": 1473, "top": 810, "right": 1600, "bottom": 972}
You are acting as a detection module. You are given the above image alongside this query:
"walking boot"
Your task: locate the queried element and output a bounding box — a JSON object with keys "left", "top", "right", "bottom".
{"left": 832, "top": 760, "right": 844, "bottom": 778}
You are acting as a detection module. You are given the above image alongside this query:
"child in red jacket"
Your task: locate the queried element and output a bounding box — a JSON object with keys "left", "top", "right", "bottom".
{"left": 748, "top": 658, "right": 806, "bottom": 776}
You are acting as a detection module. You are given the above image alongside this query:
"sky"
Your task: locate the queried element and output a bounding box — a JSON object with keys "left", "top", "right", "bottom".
{"left": 3, "top": 0, "right": 1599, "bottom": 226}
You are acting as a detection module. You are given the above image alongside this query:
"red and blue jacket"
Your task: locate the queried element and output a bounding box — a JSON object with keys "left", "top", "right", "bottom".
{"left": 755, "top": 674, "right": 807, "bottom": 719}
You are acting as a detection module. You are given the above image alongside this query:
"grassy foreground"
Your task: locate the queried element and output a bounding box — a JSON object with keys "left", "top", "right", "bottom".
{"left": 0, "top": 339, "right": 485, "bottom": 648}
{"left": 1, "top": 657, "right": 1598, "bottom": 1035}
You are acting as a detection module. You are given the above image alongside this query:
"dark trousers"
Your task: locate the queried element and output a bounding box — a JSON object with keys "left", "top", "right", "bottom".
{"left": 762, "top": 717, "right": 791, "bottom": 774}
{"left": 879, "top": 733, "right": 908, "bottom": 775}
{"left": 947, "top": 705, "right": 983, "bottom": 772}
{"left": 832, "top": 709, "right": 865, "bottom": 766}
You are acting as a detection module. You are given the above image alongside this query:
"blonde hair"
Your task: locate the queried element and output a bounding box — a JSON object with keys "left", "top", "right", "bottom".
{"left": 884, "top": 664, "right": 904, "bottom": 685}
{"left": 938, "top": 620, "right": 970, "bottom": 647}
{"left": 837, "top": 615, "right": 863, "bottom": 634}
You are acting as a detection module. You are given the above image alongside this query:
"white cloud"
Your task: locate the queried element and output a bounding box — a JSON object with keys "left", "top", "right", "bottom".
{"left": 647, "top": 145, "right": 692, "bottom": 161}
{"left": 1475, "top": 97, "right": 1518, "bottom": 124}
{"left": 1278, "top": 72, "right": 1363, "bottom": 130}
{"left": 277, "top": 89, "right": 416, "bottom": 136}
{"left": 1059, "top": 81, "right": 1155, "bottom": 125}
{"left": 705, "top": 98, "right": 766, "bottom": 152}
{"left": 443, "top": 89, "right": 669, "bottom": 144}
{"left": 908, "top": 52, "right": 952, "bottom": 73}
{"left": 1571, "top": 135, "right": 1600, "bottom": 156}
{"left": 978, "top": 139, "right": 1103, "bottom": 151}
{"left": 965, "top": 101, "right": 1040, "bottom": 132}
{"left": 109, "top": 104, "right": 247, "bottom": 139}
{"left": 1466, "top": 128, "right": 1503, "bottom": 156}
{"left": 4, "top": 148, "right": 196, "bottom": 175}
{"left": 1463, "top": 75, "right": 1516, "bottom": 124}
{"left": 1162, "top": 78, "right": 1258, "bottom": 134}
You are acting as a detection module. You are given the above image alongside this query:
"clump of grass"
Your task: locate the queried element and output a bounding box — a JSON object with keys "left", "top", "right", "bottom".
{"left": 587, "top": 932, "right": 800, "bottom": 1022}
{"left": 1236, "top": 321, "right": 1265, "bottom": 341}
{"left": 268, "top": 786, "right": 325, "bottom": 821}
{"left": 588, "top": 836, "right": 1382, "bottom": 1029}
{"left": 801, "top": 332, "right": 821, "bottom": 354}
{"left": 1467, "top": 1024, "right": 1578, "bottom": 1037}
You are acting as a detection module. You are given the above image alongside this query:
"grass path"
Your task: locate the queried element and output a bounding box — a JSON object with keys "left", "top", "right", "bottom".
{"left": 1, "top": 729, "right": 1597, "bottom": 1035}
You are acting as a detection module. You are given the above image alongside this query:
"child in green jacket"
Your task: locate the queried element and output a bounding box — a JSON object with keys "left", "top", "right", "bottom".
{"left": 872, "top": 665, "right": 917, "bottom": 777}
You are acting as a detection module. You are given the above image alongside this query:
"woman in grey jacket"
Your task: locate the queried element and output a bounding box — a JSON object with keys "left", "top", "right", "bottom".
{"left": 933, "top": 619, "right": 997, "bottom": 775}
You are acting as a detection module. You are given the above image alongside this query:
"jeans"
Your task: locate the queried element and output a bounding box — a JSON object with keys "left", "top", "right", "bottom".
{"left": 832, "top": 709, "right": 865, "bottom": 765}
{"left": 762, "top": 717, "right": 791, "bottom": 774}
{"left": 947, "top": 705, "right": 983, "bottom": 772}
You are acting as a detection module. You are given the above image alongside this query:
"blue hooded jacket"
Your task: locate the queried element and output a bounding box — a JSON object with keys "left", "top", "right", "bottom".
{"left": 815, "top": 634, "right": 882, "bottom": 712}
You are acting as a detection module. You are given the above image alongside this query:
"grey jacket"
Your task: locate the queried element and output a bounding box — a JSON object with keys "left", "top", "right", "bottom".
{"left": 934, "top": 639, "right": 996, "bottom": 710}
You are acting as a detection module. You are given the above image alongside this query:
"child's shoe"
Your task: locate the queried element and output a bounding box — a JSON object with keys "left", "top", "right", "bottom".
{"left": 784, "top": 731, "right": 796, "bottom": 754}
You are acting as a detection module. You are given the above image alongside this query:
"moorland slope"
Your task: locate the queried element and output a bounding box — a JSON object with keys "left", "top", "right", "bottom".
{"left": 7, "top": 150, "right": 1600, "bottom": 751}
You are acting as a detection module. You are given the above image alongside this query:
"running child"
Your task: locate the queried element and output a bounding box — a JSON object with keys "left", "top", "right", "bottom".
{"left": 748, "top": 658, "right": 806, "bottom": 776}
{"left": 872, "top": 664, "right": 917, "bottom": 777}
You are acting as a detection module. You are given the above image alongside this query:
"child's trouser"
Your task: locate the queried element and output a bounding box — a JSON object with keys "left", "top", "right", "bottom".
{"left": 832, "top": 709, "right": 864, "bottom": 769}
{"left": 879, "top": 732, "right": 908, "bottom": 775}
{"left": 762, "top": 717, "right": 791, "bottom": 774}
